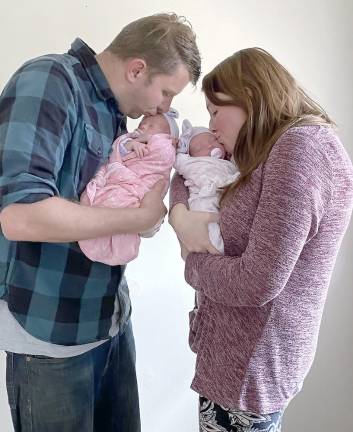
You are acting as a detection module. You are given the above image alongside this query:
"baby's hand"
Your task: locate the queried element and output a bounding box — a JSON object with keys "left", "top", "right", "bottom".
{"left": 135, "top": 131, "right": 152, "bottom": 143}
{"left": 126, "top": 140, "right": 149, "bottom": 159}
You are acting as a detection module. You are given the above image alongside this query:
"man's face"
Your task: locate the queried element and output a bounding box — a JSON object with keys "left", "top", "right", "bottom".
{"left": 126, "top": 63, "right": 190, "bottom": 118}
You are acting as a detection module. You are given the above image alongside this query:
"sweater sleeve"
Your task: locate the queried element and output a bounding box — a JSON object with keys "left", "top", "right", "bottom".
{"left": 184, "top": 130, "right": 333, "bottom": 307}
{"left": 169, "top": 171, "right": 189, "bottom": 209}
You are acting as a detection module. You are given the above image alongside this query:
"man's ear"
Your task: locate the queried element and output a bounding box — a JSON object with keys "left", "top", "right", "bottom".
{"left": 125, "top": 58, "right": 147, "bottom": 83}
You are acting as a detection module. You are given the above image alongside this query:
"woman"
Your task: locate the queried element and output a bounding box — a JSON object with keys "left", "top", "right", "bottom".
{"left": 169, "top": 48, "right": 353, "bottom": 431}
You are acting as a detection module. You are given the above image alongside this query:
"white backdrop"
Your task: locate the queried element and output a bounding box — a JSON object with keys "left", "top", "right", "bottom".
{"left": 0, "top": 1, "right": 352, "bottom": 431}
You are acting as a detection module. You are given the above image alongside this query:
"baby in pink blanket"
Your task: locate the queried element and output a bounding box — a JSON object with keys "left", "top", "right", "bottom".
{"left": 79, "top": 109, "right": 179, "bottom": 265}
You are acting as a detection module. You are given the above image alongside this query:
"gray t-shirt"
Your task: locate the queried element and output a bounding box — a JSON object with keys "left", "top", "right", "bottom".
{"left": 0, "top": 277, "right": 131, "bottom": 357}
{"left": 0, "top": 299, "right": 117, "bottom": 357}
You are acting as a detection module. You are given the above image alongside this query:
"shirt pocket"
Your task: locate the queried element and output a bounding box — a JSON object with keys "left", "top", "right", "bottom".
{"left": 75, "top": 124, "right": 112, "bottom": 197}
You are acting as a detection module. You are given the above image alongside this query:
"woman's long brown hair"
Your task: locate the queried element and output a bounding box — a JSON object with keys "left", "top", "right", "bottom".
{"left": 202, "top": 48, "right": 334, "bottom": 202}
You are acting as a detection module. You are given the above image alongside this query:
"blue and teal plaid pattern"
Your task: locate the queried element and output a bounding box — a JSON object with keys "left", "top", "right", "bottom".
{"left": 0, "top": 39, "right": 129, "bottom": 345}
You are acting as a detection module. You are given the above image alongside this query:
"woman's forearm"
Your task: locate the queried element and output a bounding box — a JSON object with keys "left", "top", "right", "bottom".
{"left": 168, "top": 202, "right": 188, "bottom": 229}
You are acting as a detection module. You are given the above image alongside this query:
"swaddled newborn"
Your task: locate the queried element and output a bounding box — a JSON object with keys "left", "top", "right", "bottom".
{"left": 174, "top": 119, "right": 240, "bottom": 253}
{"left": 79, "top": 109, "right": 179, "bottom": 265}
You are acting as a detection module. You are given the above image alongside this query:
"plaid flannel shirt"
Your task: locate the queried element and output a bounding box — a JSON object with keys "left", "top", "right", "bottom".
{"left": 0, "top": 39, "right": 129, "bottom": 345}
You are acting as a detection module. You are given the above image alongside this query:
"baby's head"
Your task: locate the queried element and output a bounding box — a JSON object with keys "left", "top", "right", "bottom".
{"left": 138, "top": 108, "right": 179, "bottom": 139}
{"left": 189, "top": 132, "right": 225, "bottom": 158}
{"left": 138, "top": 114, "right": 169, "bottom": 135}
{"left": 178, "top": 119, "right": 226, "bottom": 158}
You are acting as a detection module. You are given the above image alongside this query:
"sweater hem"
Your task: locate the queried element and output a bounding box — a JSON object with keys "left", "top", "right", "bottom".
{"left": 191, "top": 379, "right": 291, "bottom": 414}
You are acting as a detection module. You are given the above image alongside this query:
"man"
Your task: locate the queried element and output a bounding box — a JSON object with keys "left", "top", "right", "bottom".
{"left": 0, "top": 13, "right": 201, "bottom": 431}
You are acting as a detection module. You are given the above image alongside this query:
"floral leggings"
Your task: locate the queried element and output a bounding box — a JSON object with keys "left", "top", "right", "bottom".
{"left": 199, "top": 397, "right": 283, "bottom": 432}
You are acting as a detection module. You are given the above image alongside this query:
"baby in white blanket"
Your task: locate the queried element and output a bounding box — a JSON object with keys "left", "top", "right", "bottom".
{"left": 174, "top": 119, "right": 240, "bottom": 253}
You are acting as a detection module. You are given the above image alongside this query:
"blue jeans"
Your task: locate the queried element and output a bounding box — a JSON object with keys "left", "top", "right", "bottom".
{"left": 6, "top": 320, "right": 140, "bottom": 432}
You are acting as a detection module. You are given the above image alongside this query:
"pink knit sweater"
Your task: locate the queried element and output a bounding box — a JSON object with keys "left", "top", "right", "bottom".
{"left": 170, "top": 125, "right": 353, "bottom": 413}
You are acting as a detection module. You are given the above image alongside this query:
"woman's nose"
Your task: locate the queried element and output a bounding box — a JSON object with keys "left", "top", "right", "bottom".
{"left": 209, "top": 120, "right": 216, "bottom": 133}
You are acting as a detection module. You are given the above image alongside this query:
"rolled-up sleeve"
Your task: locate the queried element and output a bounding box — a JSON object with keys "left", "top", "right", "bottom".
{"left": 0, "top": 59, "right": 77, "bottom": 208}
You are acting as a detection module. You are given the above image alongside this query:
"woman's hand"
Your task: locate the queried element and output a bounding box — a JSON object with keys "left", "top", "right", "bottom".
{"left": 169, "top": 203, "right": 220, "bottom": 255}
{"left": 180, "top": 241, "right": 193, "bottom": 261}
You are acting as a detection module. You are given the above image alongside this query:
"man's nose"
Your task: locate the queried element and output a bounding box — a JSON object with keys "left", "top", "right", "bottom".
{"left": 157, "top": 97, "right": 173, "bottom": 114}
{"left": 145, "top": 110, "right": 157, "bottom": 116}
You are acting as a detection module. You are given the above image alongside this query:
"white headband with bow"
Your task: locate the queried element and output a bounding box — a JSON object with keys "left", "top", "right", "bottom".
{"left": 163, "top": 108, "right": 179, "bottom": 139}
{"left": 177, "top": 119, "right": 212, "bottom": 154}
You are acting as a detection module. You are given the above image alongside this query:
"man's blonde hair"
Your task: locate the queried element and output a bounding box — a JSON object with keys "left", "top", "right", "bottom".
{"left": 107, "top": 13, "right": 201, "bottom": 85}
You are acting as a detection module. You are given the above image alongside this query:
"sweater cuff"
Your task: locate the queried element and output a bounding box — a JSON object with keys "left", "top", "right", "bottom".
{"left": 169, "top": 172, "right": 189, "bottom": 210}
{"left": 185, "top": 252, "right": 207, "bottom": 290}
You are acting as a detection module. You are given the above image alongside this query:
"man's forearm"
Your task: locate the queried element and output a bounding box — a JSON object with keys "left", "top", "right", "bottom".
{"left": 1, "top": 196, "right": 154, "bottom": 243}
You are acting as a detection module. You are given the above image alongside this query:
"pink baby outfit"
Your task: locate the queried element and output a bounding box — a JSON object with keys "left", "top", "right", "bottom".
{"left": 79, "top": 133, "right": 175, "bottom": 265}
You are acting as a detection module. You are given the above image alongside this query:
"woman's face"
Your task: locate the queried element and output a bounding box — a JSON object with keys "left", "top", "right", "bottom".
{"left": 206, "top": 93, "right": 247, "bottom": 154}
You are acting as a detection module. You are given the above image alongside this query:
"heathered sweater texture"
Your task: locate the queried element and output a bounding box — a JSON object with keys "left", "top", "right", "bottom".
{"left": 169, "top": 125, "right": 353, "bottom": 412}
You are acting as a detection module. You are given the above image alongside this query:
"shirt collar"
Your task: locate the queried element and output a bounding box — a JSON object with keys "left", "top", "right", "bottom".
{"left": 68, "top": 38, "right": 123, "bottom": 115}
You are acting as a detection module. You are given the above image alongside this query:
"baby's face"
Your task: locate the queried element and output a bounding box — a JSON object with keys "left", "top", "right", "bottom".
{"left": 189, "top": 132, "right": 225, "bottom": 158}
{"left": 138, "top": 114, "right": 170, "bottom": 136}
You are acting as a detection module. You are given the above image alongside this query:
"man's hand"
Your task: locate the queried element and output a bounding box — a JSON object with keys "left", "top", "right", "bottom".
{"left": 139, "top": 180, "right": 167, "bottom": 231}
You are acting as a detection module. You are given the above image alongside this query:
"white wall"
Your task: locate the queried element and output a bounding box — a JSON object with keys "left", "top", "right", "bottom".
{"left": 0, "top": 1, "right": 352, "bottom": 431}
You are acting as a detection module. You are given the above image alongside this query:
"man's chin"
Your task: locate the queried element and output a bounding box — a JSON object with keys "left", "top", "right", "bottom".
{"left": 127, "top": 112, "right": 143, "bottom": 119}
{"left": 127, "top": 109, "right": 155, "bottom": 119}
